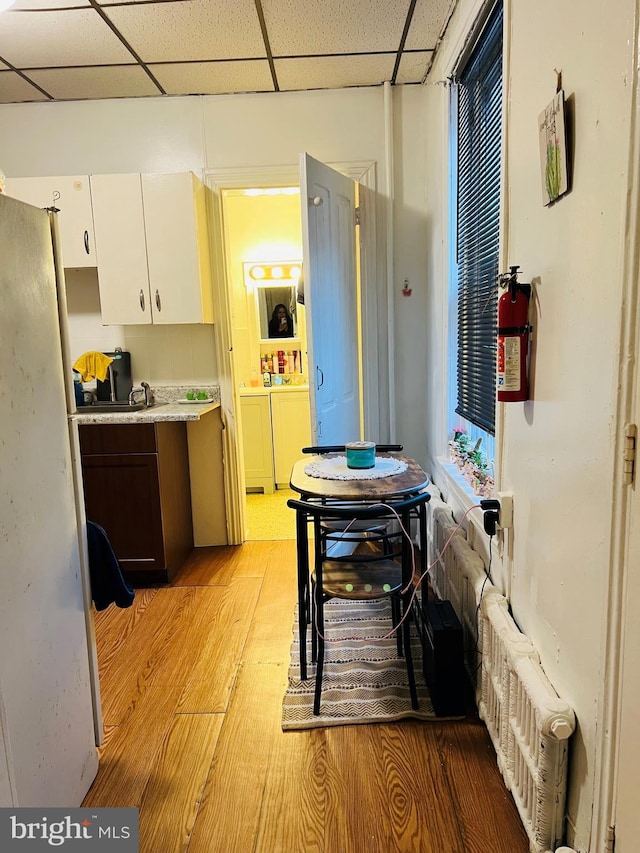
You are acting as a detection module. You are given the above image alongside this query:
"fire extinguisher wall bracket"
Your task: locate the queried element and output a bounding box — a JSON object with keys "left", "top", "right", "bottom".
{"left": 497, "top": 267, "right": 531, "bottom": 403}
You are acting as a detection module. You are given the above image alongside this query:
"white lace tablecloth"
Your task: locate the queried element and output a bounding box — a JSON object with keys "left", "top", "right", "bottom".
{"left": 304, "top": 455, "right": 408, "bottom": 480}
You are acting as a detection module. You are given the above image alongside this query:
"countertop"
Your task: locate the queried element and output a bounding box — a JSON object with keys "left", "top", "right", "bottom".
{"left": 239, "top": 384, "right": 309, "bottom": 395}
{"left": 71, "top": 400, "right": 220, "bottom": 425}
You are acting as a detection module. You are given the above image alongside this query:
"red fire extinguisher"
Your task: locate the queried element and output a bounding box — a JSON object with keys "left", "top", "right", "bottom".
{"left": 497, "top": 266, "right": 532, "bottom": 402}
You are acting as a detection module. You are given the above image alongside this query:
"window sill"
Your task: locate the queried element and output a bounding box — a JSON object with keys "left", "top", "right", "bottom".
{"left": 432, "top": 457, "right": 486, "bottom": 537}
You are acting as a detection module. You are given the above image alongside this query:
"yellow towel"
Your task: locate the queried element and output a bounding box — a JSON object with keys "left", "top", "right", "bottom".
{"left": 73, "top": 351, "right": 114, "bottom": 383}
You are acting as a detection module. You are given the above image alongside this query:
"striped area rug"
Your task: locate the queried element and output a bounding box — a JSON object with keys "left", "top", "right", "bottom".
{"left": 282, "top": 598, "right": 438, "bottom": 730}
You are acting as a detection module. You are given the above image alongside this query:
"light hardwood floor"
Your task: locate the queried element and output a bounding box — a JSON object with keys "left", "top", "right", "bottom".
{"left": 83, "top": 540, "right": 529, "bottom": 853}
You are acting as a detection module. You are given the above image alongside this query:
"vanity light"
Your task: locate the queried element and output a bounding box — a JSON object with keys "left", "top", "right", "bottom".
{"left": 244, "top": 261, "right": 303, "bottom": 288}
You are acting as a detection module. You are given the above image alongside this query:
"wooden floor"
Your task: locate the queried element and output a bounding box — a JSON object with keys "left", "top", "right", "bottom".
{"left": 83, "top": 540, "right": 529, "bottom": 853}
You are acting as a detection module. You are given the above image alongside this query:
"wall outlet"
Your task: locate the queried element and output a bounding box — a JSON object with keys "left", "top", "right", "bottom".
{"left": 497, "top": 492, "right": 513, "bottom": 529}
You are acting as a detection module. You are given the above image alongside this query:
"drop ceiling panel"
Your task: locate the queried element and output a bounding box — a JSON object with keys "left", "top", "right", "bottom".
{"left": 103, "top": 0, "right": 267, "bottom": 63}
{"left": 0, "top": 9, "right": 133, "bottom": 68}
{"left": 13, "top": 0, "right": 90, "bottom": 8}
{"left": 262, "top": 0, "right": 408, "bottom": 55}
{"left": 405, "top": 0, "right": 452, "bottom": 50}
{"left": 0, "top": 69, "right": 48, "bottom": 102}
{"left": 275, "top": 54, "right": 395, "bottom": 92}
{"left": 154, "top": 59, "right": 274, "bottom": 95}
{"left": 27, "top": 65, "right": 160, "bottom": 101}
{"left": 395, "top": 51, "right": 432, "bottom": 84}
{"left": 0, "top": 0, "right": 455, "bottom": 104}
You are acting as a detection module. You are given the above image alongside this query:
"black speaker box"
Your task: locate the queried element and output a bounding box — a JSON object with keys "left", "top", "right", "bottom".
{"left": 419, "top": 598, "right": 465, "bottom": 716}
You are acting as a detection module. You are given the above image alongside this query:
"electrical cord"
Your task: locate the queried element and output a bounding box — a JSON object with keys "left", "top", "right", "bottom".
{"left": 472, "top": 531, "right": 495, "bottom": 677}
{"left": 313, "top": 499, "right": 483, "bottom": 644}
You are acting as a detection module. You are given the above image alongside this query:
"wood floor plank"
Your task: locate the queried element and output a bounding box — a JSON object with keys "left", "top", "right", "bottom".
{"left": 255, "top": 728, "right": 325, "bottom": 853}
{"left": 94, "top": 589, "right": 158, "bottom": 679}
{"left": 378, "top": 722, "right": 465, "bottom": 852}
{"left": 174, "top": 542, "right": 268, "bottom": 586}
{"left": 324, "top": 725, "right": 397, "bottom": 852}
{"left": 138, "top": 713, "right": 223, "bottom": 853}
{"left": 435, "top": 719, "right": 529, "bottom": 853}
{"left": 243, "top": 539, "right": 298, "bottom": 665}
{"left": 99, "top": 587, "right": 201, "bottom": 725}
{"left": 177, "top": 577, "right": 262, "bottom": 712}
{"left": 186, "top": 661, "right": 291, "bottom": 853}
{"left": 85, "top": 587, "right": 237, "bottom": 807}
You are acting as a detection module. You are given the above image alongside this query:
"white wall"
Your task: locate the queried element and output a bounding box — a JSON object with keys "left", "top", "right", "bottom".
{"left": 421, "top": 0, "right": 636, "bottom": 849}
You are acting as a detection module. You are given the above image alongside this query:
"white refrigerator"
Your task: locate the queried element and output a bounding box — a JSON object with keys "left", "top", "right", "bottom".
{"left": 0, "top": 193, "right": 100, "bottom": 805}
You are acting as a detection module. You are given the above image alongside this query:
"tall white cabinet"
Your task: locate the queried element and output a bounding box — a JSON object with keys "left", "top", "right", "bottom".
{"left": 4, "top": 175, "right": 96, "bottom": 268}
{"left": 90, "top": 172, "right": 213, "bottom": 325}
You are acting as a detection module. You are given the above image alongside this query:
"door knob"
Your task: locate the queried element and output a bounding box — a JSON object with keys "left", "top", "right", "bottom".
{"left": 310, "top": 196, "right": 323, "bottom": 206}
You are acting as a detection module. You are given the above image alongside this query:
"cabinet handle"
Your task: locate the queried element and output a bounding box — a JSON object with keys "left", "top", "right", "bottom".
{"left": 316, "top": 365, "right": 324, "bottom": 389}
{"left": 84, "top": 230, "right": 89, "bottom": 255}
{"left": 139, "top": 289, "right": 145, "bottom": 312}
{"left": 155, "top": 289, "right": 161, "bottom": 311}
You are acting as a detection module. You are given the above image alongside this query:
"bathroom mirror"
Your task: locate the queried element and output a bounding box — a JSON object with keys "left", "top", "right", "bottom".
{"left": 257, "top": 285, "right": 297, "bottom": 340}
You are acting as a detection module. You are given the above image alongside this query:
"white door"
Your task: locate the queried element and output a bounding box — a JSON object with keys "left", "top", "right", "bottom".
{"left": 0, "top": 195, "right": 98, "bottom": 805}
{"left": 300, "top": 153, "right": 361, "bottom": 445}
{"left": 612, "top": 417, "right": 640, "bottom": 848}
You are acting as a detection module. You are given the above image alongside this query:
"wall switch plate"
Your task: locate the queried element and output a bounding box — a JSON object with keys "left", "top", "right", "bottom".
{"left": 497, "top": 492, "right": 513, "bottom": 529}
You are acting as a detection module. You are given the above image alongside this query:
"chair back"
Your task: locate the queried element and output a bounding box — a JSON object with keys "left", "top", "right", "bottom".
{"left": 287, "top": 489, "right": 429, "bottom": 522}
{"left": 301, "top": 444, "right": 403, "bottom": 454}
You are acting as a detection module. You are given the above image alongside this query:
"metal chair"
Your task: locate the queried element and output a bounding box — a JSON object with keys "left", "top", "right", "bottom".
{"left": 287, "top": 491, "right": 431, "bottom": 715}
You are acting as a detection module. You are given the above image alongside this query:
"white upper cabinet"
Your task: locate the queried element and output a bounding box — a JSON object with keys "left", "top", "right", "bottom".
{"left": 90, "top": 172, "right": 214, "bottom": 326}
{"left": 90, "top": 173, "right": 151, "bottom": 324}
{"left": 4, "top": 175, "right": 96, "bottom": 268}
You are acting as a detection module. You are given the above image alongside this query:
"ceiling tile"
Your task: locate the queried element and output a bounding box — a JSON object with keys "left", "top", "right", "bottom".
{"left": 27, "top": 65, "right": 160, "bottom": 100}
{"left": 275, "top": 54, "right": 395, "bottom": 92}
{"left": 262, "top": 0, "right": 408, "bottom": 55}
{"left": 0, "top": 8, "right": 134, "bottom": 68}
{"left": 13, "top": 0, "right": 90, "bottom": 8}
{"left": 153, "top": 59, "right": 274, "bottom": 95}
{"left": 405, "top": 0, "right": 452, "bottom": 50}
{"left": 0, "top": 69, "right": 48, "bottom": 102}
{"left": 102, "top": 0, "right": 266, "bottom": 63}
{"left": 396, "top": 50, "right": 432, "bottom": 84}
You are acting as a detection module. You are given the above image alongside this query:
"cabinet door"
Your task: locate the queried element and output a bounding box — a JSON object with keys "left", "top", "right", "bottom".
{"left": 240, "top": 395, "right": 274, "bottom": 493}
{"left": 270, "top": 391, "right": 311, "bottom": 485}
{"left": 90, "top": 173, "right": 152, "bottom": 325}
{"left": 142, "top": 172, "right": 214, "bottom": 324}
{"left": 5, "top": 175, "right": 96, "bottom": 268}
{"left": 81, "top": 452, "right": 165, "bottom": 572}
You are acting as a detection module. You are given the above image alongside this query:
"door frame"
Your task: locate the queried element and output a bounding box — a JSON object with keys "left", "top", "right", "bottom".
{"left": 204, "top": 161, "right": 382, "bottom": 544}
{"left": 591, "top": 34, "right": 640, "bottom": 849}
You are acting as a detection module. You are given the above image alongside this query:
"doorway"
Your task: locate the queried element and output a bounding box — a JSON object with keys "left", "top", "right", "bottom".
{"left": 220, "top": 185, "right": 308, "bottom": 541}
{"left": 206, "top": 159, "right": 383, "bottom": 545}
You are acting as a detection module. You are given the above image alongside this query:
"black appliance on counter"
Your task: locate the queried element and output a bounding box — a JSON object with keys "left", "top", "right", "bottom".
{"left": 96, "top": 350, "right": 133, "bottom": 402}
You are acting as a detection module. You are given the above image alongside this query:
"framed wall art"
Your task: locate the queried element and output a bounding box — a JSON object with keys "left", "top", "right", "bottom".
{"left": 538, "top": 90, "right": 568, "bottom": 205}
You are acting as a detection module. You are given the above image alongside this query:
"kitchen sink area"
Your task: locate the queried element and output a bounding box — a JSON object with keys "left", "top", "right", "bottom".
{"left": 82, "top": 401, "right": 149, "bottom": 414}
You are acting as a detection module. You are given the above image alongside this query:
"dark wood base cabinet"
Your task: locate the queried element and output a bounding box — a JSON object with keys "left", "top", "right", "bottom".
{"left": 79, "top": 422, "right": 193, "bottom": 585}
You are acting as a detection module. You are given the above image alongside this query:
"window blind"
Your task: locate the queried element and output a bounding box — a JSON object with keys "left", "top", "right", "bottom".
{"left": 455, "top": 3, "right": 503, "bottom": 435}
